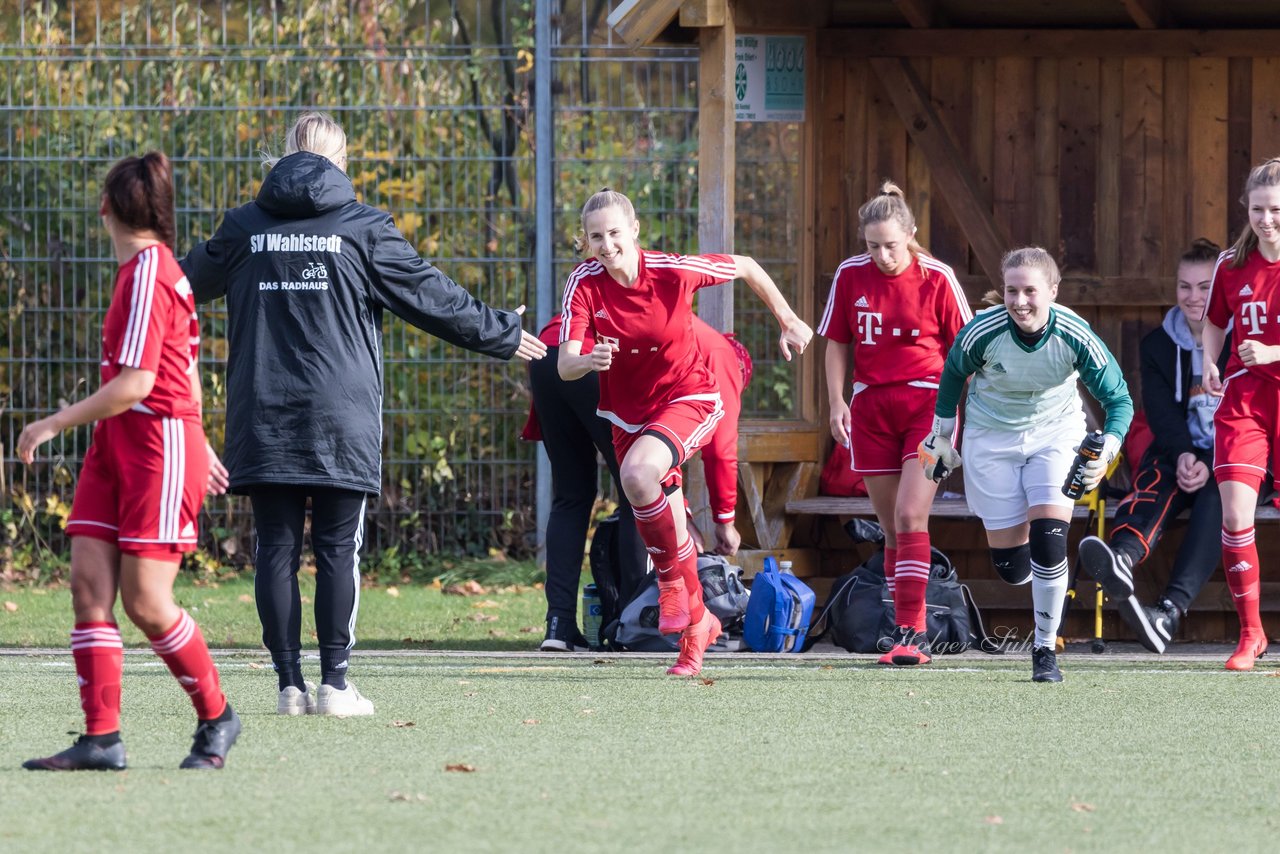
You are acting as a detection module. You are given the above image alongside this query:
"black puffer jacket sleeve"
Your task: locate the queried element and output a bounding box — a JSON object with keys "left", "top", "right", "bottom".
{"left": 181, "top": 224, "right": 236, "bottom": 303}
{"left": 367, "top": 217, "right": 522, "bottom": 359}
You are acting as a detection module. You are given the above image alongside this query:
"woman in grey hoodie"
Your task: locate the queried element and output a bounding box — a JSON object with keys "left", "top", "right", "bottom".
{"left": 1078, "top": 238, "right": 1228, "bottom": 653}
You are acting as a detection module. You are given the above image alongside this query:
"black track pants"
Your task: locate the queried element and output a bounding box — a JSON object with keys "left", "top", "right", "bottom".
{"left": 1110, "top": 452, "right": 1222, "bottom": 613}
{"left": 249, "top": 486, "right": 368, "bottom": 666}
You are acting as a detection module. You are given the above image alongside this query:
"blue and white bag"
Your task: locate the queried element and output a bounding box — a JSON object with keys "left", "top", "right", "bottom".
{"left": 743, "top": 557, "right": 816, "bottom": 653}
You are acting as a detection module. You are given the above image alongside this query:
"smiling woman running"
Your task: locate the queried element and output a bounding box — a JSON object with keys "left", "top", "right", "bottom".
{"left": 920, "top": 247, "right": 1132, "bottom": 683}
{"left": 558, "top": 188, "right": 812, "bottom": 675}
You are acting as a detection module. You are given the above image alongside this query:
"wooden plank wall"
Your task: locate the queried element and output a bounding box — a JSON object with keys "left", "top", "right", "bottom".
{"left": 814, "top": 54, "right": 1263, "bottom": 287}
{"left": 810, "top": 53, "right": 1280, "bottom": 642}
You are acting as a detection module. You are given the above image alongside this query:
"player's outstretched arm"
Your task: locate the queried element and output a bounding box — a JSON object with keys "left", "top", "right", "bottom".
{"left": 728, "top": 254, "right": 812, "bottom": 361}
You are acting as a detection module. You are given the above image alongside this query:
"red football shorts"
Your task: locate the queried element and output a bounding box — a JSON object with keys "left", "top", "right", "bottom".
{"left": 848, "top": 382, "right": 937, "bottom": 475}
{"left": 1214, "top": 371, "right": 1280, "bottom": 491}
{"left": 611, "top": 395, "right": 724, "bottom": 492}
{"left": 66, "top": 410, "right": 209, "bottom": 560}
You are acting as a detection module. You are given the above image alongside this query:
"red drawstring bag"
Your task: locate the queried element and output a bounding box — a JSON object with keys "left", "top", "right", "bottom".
{"left": 819, "top": 443, "right": 867, "bottom": 497}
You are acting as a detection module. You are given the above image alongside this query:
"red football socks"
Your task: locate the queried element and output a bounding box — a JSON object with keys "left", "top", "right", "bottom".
{"left": 1223, "top": 526, "right": 1262, "bottom": 633}
{"left": 676, "top": 537, "right": 706, "bottom": 624}
{"left": 884, "top": 546, "right": 898, "bottom": 598}
{"left": 148, "top": 610, "right": 227, "bottom": 721}
{"left": 634, "top": 494, "right": 680, "bottom": 580}
{"left": 71, "top": 622, "right": 124, "bottom": 736}
{"left": 894, "top": 532, "right": 931, "bottom": 632}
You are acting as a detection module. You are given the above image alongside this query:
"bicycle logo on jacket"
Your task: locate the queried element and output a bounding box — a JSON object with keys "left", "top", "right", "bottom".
{"left": 302, "top": 262, "right": 328, "bottom": 280}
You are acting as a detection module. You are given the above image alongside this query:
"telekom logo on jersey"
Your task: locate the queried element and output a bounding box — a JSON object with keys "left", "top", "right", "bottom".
{"left": 856, "top": 311, "right": 882, "bottom": 344}
{"left": 1240, "top": 300, "right": 1269, "bottom": 336}
{"left": 857, "top": 311, "right": 921, "bottom": 344}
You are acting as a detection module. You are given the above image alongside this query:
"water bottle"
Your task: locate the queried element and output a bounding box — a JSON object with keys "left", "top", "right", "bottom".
{"left": 582, "top": 584, "right": 603, "bottom": 649}
{"left": 1062, "top": 430, "right": 1107, "bottom": 499}
{"left": 779, "top": 560, "right": 794, "bottom": 575}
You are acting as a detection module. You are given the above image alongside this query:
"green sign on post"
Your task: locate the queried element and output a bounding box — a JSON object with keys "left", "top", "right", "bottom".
{"left": 734, "top": 34, "right": 805, "bottom": 122}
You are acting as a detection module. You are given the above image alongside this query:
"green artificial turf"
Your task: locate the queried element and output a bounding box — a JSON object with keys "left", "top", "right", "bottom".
{"left": 1, "top": 653, "right": 1278, "bottom": 853}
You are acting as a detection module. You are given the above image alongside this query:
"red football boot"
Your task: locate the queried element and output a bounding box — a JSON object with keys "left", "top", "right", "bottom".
{"left": 877, "top": 626, "right": 932, "bottom": 666}
{"left": 667, "top": 611, "right": 722, "bottom": 676}
{"left": 657, "top": 577, "right": 691, "bottom": 634}
{"left": 1225, "top": 628, "right": 1268, "bottom": 671}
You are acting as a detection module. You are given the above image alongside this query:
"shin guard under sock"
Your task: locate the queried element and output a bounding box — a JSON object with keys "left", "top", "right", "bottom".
{"left": 71, "top": 622, "right": 124, "bottom": 736}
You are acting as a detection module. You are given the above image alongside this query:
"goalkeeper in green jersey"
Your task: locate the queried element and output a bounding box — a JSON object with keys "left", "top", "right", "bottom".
{"left": 917, "top": 247, "right": 1133, "bottom": 683}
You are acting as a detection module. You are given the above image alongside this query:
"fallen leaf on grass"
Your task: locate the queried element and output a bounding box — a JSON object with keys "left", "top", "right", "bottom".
{"left": 522, "top": 719, "right": 540, "bottom": 725}
{"left": 519, "top": 626, "right": 539, "bottom": 633}
{"left": 819, "top": 665, "right": 834, "bottom": 671}
{"left": 300, "top": 595, "right": 312, "bottom": 604}
{"left": 464, "top": 692, "right": 477, "bottom": 698}
{"left": 3, "top": 601, "right": 18, "bottom": 612}
{"left": 488, "top": 629, "right": 507, "bottom": 637}
{"left": 445, "top": 763, "right": 476, "bottom": 773}
{"left": 592, "top": 659, "right": 614, "bottom": 666}
{"left": 1070, "top": 802, "right": 1095, "bottom": 813}
{"left": 984, "top": 816, "right": 1003, "bottom": 826}
{"left": 469, "top": 614, "right": 499, "bottom": 622}
{"left": 390, "top": 720, "right": 415, "bottom": 728}
{"left": 580, "top": 709, "right": 594, "bottom": 715}
{"left": 443, "top": 580, "right": 486, "bottom": 597}
{"left": 700, "top": 678, "right": 715, "bottom": 686}
{"left": 238, "top": 594, "right": 253, "bottom": 604}
{"left": 248, "top": 662, "right": 266, "bottom": 670}
{"left": 471, "top": 599, "right": 501, "bottom": 609}
{"left": 386, "top": 587, "right": 400, "bottom": 598}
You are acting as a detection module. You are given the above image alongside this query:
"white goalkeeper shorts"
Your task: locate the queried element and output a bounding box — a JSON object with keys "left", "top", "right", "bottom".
{"left": 961, "top": 413, "right": 1086, "bottom": 530}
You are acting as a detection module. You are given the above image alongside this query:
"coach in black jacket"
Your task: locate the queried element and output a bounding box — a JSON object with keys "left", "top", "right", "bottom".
{"left": 182, "top": 113, "right": 545, "bottom": 717}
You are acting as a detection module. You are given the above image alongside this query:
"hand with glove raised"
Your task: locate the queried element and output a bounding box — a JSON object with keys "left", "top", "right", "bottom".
{"left": 918, "top": 416, "right": 962, "bottom": 482}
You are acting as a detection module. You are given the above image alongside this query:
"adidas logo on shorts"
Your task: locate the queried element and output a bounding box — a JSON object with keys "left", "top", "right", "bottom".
{"left": 855, "top": 295, "right": 870, "bottom": 308}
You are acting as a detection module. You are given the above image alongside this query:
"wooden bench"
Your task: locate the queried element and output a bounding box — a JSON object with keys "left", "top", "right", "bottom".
{"left": 786, "top": 496, "right": 1116, "bottom": 519}
{"left": 785, "top": 495, "right": 1280, "bottom": 522}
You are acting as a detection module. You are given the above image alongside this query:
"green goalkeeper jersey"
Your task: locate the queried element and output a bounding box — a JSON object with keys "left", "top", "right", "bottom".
{"left": 935, "top": 304, "right": 1133, "bottom": 439}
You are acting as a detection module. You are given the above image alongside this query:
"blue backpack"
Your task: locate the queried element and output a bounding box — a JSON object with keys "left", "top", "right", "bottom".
{"left": 743, "top": 557, "right": 816, "bottom": 652}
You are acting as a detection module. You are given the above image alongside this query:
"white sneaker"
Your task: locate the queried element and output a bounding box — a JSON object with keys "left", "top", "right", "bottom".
{"left": 277, "top": 682, "right": 317, "bottom": 716}
{"left": 315, "top": 682, "right": 375, "bottom": 717}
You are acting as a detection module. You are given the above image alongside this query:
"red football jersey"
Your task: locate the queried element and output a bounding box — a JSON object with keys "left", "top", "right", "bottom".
{"left": 1206, "top": 248, "right": 1280, "bottom": 386}
{"left": 102, "top": 244, "right": 201, "bottom": 421}
{"left": 817, "top": 253, "right": 971, "bottom": 389}
{"left": 561, "top": 250, "right": 735, "bottom": 430}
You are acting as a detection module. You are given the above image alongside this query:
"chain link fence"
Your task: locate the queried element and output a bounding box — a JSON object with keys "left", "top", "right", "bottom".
{"left": 1, "top": 0, "right": 802, "bottom": 577}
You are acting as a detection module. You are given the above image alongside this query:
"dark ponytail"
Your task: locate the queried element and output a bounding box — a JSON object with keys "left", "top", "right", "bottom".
{"left": 102, "top": 151, "right": 176, "bottom": 250}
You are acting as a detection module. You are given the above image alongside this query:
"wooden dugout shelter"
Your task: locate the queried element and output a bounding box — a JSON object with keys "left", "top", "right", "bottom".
{"left": 608, "top": 0, "right": 1280, "bottom": 641}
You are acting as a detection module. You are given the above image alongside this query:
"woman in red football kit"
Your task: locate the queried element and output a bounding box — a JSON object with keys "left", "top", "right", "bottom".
{"left": 16, "top": 153, "right": 238, "bottom": 771}
{"left": 1203, "top": 157, "right": 1280, "bottom": 671}
{"left": 817, "top": 181, "right": 972, "bottom": 666}
{"left": 559, "top": 188, "right": 812, "bottom": 675}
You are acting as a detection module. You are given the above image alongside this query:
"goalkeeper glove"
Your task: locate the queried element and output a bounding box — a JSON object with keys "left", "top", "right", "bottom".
{"left": 1079, "top": 433, "right": 1122, "bottom": 493}
{"left": 919, "top": 416, "right": 962, "bottom": 482}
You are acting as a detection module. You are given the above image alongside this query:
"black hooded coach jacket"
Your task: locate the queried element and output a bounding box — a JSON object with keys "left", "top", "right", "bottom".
{"left": 181, "top": 152, "right": 523, "bottom": 495}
